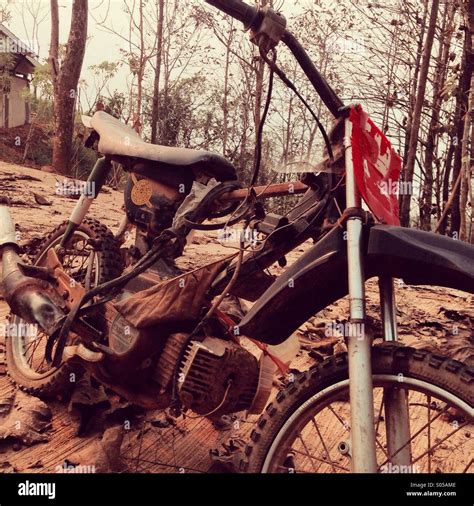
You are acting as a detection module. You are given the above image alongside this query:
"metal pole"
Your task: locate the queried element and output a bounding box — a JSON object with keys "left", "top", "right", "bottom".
{"left": 221, "top": 181, "right": 308, "bottom": 202}
{"left": 344, "top": 117, "right": 378, "bottom": 473}
{"left": 380, "top": 276, "right": 412, "bottom": 468}
{"left": 60, "top": 157, "right": 112, "bottom": 246}
{"left": 379, "top": 276, "right": 398, "bottom": 342}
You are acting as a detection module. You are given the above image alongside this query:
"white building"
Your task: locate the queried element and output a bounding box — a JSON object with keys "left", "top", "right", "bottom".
{"left": 0, "top": 23, "right": 38, "bottom": 128}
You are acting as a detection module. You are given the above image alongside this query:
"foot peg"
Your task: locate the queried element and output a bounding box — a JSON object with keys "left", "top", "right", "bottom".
{"left": 63, "top": 344, "right": 104, "bottom": 362}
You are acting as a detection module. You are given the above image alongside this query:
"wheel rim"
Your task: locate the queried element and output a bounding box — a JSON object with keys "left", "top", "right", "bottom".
{"left": 11, "top": 230, "right": 100, "bottom": 379}
{"left": 262, "top": 375, "right": 473, "bottom": 473}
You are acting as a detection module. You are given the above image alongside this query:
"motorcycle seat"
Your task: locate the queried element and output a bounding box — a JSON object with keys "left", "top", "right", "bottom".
{"left": 81, "top": 111, "right": 236, "bottom": 181}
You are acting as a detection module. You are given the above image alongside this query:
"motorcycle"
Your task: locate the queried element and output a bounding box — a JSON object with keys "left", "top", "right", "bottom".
{"left": 1, "top": 0, "right": 473, "bottom": 474}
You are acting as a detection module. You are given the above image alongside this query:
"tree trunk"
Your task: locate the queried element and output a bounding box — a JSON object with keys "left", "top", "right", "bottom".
{"left": 459, "top": 0, "right": 474, "bottom": 241}
{"left": 133, "top": 0, "right": 145, "bottom": 134}
{"left": 448, "top": 2, "right": 473, "bottom": 237}
{"left": 151, "top": 0, "right": 165, "bottom": 144}
{"left": 399, "top": 0, "right": 439, "bottom": 227}
{"left": 401, "top": 0, "right": 429, "bottom": 171}
{"left": 420, "top": 3, "right": 455, "bottom": 230}
{"left": 222, "top": 20, "right": 234, "bottom": 156}
{"left": 49, "top": 0, "right": 88, "bottom": 175}
{"left": 438, "top": 140, "right": 455, "bottom": 234}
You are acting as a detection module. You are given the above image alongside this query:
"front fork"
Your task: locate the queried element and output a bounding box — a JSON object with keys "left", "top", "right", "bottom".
{"left": 380, "top": 276, "right": 412, "bottom": 467}
{"left": 344, "top": 118, "right": 378, "bottom": 472}
{"left": 344, "top": 119, "right": 410, "bottom": 472}
{"left": 60, "top": 157, "right": 112, "bottom": 246}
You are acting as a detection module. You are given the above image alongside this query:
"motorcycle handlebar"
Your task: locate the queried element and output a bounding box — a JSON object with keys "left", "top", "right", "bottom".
{"left": 282, "top": 32, "right": 344, "bottom": 117}
{"left": 204, "top": 0, "right": 259, "bottom": 28}
{"left": 204, "top": 0, "right": 344, "bottom": 118}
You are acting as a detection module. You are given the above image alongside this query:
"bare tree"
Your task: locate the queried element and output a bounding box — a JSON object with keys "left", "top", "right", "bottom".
{"left": 150, "top": 0, "right": 165, "bottom": 143}
{"left": 49, "top": 0, "right": 88, "bottom": 175}
{"left": 459, "top": 0, "right": 474, "bottom": 241}
{"left": 399, "top": 0, "right": 440, "bottom": 226}
{"left": 419, "top": 2, "right": 456, "bottom": 230}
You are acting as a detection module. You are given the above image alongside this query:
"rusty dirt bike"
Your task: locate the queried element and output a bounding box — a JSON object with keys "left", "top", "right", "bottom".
{"left": 1, "top": 0, "right": 473, "bottom": 474}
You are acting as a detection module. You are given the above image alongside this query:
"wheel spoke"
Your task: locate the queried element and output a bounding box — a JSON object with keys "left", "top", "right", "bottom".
{"left": 378, "top": 403, "right": 450, "bottom": 468}
{"left": 13, "top": 230, "right": 102, "bottom": 378}
{"left": 411, "top": 421, "right": 468, "bottom": 465}
{"left": 461, "top": 459, "right": 473, "bottom": 473}
{"left": 26, "top": 335, "right": 44, "bottom": 368}
{"left": 328, "top": 404, "right": 350, "bottom": 431}
{"left": 311, "top": 418, "right": 338, "bottom": 472}
{"left": 264, "top": 371, "right": 471, "bottom": 474}
{"left": 291, "top": 447, "right": 350, "bottom": 472}
{"left": 296, "top": 434, "right": 319, "bottom": 472}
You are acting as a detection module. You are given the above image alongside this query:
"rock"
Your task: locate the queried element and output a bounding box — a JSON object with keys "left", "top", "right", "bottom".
{"left": 0, "top": 174, "right": 41, "bottom": 182}
{"left": 0, "top": 343, "right": 6, "bottom": 376}
{"left": 10, "top": 199, "right": 30, "bottom": 207}
{"left": 104, "top": 398, "right": 144, "bottom": 427}
{"left": 67, "top": 426, "right": 128, "bottom": 473}
{"left": 147, "top": 411, "right": 173, "bottom": 429}
{"left": 41, "top": 165, "right": 55, "bottom": 173}
{"left": 27, "top": 459, "right": 44, "bottom": 469}
{"left": 0, "top": 461, "right": 15, "bottom": 473}
{"left": 0, "top": 390, "right": 52, "bottom": 446}
{"left": 441, "top": 335, "right": 474, "bottom": 366}
{"left": 32, "top": 192, "right": 52, "bottom": 206}
{"left": 68, "top": 375, "right": 111, "bottom": 436}
{"left": 210, "top": 414, "right": 234, "bottom": 431}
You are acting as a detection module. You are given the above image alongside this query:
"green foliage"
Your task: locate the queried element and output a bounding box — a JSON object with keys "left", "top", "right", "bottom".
{"left": 28, "top": 137, "right": 52, "bottom": 166}
{"left": 146, "top": 74, "right": 221, "bottom": 149}
{"left": 0, "top": 49, "right": 14, "bottom": 93}
{"left": 73, "top": 141, "right": 99, "bottom": 180}
{"left": 100, "top": 90, "right": 126, "bottom": 119}
{"left": 90, "top": 60, "right": 119, "bottom": 78}
{"left": 30, "top": 63, "right": 54, "bottom": 100}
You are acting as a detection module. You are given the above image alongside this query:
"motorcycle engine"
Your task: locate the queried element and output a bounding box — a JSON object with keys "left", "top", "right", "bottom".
{"left": 104, "top": 266, "right": 261, "bottom": 415}
{"left": 154, "top": 334, "right": 259, "bottom": 417}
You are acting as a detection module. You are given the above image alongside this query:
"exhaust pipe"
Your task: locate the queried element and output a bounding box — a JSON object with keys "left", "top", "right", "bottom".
{"left": 0, "top": 206, "right": 63, "bottom": 333}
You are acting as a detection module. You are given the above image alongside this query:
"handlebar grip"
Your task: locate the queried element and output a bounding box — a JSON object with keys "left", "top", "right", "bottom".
{"left": 205, "top": 0, "right": 259, "bottom": 28}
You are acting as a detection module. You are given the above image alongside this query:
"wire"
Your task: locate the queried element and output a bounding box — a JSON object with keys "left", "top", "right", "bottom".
{"left": 251, "top": 48, "right": 276, "bottom": 186}
{"left": 259, "top": 47, "right": 334, "bottom": 162}
{"left": 47, "top": 228, "right": 179, "bottom": 366}
{"left": 183, "top": 380, "right": 233, "bottom": 419}
{"left": 169, "top": 228, "right": 247, "bottom": 414}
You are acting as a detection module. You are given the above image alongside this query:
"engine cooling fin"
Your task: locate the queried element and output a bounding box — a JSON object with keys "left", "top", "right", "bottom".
{"left": 178, "top": 337, "right": 259, "bottom": 417}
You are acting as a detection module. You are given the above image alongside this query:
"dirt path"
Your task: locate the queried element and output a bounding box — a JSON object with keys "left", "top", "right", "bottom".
{"left": 0, "top": 162, "right": 472, "bottom": 474}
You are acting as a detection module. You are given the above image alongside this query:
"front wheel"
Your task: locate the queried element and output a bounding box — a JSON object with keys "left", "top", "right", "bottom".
{"left": 242, "top": 344, "right": 473, "bottom": 473}
{"left": 5, "top": 218, "right": 123, "bottom": 397}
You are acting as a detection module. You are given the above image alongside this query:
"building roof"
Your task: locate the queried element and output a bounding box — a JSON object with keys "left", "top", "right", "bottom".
{"left": 0, "top": 22, "right": 40, "bottom": 70}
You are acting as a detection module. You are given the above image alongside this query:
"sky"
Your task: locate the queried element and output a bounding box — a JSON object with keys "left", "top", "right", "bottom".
{"left": 8, "top": 0, "right": 136, "bottom": 100}
{"left": 5, "top": 0, "right": 307, "bottom": 110}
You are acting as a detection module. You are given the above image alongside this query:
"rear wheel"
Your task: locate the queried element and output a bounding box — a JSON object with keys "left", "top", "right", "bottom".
{"left": 5, "top": 218, "right": 123, "bottom": 397}
{"left": 243, "top": 345, "right": 473, "bottom": 473}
